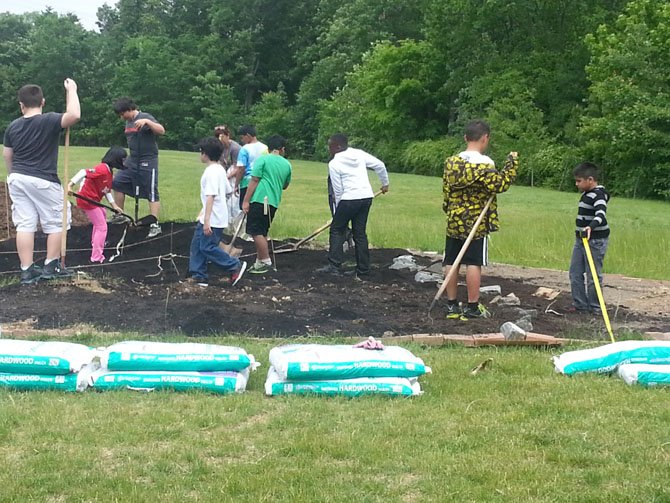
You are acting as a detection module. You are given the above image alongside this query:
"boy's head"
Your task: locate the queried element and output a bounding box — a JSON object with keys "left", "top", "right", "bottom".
{"left": 238, "top": 124, "right": 257, "bottom": 143}
{"left": 18, "top": 85, "right": 45, "bottom": 109}
{"left": 573, "top": 162, "right": 600, "bottom": 192}
{"left": 102, "top": 146, "right": 127, "bottom": 170}
{"left": 198, "top": 137, "right": 224, "bottom": 163}
{"left": 328, "top": 133, "right": 348, "bottom": 157}
{"left": 113, "top": 97, "right": 138, "bottom": 120}
{"left": 464, "top": 120, "right": 491, "bottom": 152}
{"left": 266, "top": 134, "right": 286, "bottom": 153}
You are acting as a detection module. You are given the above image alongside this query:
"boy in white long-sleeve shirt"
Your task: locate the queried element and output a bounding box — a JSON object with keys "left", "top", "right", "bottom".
{"left": 317, "top": 133, "right": 389, "bottom": 278}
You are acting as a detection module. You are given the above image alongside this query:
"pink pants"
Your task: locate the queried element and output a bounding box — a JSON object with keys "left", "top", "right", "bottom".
{"left": 83, "top": 206, "right": 107, "bottom": 263}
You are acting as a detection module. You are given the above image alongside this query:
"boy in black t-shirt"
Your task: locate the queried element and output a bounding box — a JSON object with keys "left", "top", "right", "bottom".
{"left": 2, "top": 80, "right": 81, "bottom": 284}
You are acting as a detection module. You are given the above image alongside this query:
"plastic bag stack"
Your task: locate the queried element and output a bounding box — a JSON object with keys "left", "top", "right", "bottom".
{"left": 90, "top": 341, "right": 257, "bottom": 394}
{"left": 0, "top": 340, "right": 95, "bottom": 392}
{"left": 265, "top": 343, "right": 430, "bottom": 397}
{"left": 553, "top": 340, "right": 670, "bottom": 387}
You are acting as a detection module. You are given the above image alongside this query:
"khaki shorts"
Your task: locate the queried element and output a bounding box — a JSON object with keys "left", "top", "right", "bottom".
{"left": 8, "top": 173, "right": 71, "bottom": 233}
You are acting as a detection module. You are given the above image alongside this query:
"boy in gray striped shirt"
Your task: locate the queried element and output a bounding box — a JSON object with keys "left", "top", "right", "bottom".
{"left": 569, "top": 162, "right": 610, "bottom": 313}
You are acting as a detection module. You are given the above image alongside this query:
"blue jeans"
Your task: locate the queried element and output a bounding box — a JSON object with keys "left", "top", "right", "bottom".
{"left": 569, "top": 237, "right": 609, "bottom": 311}
{"left": 188, "top": 223, "right": 240, "bottom": 281}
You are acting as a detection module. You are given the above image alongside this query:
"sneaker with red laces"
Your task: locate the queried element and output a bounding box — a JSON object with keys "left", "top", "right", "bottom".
{"left": 231, "top": 261, "right": 247, "bottom": 286}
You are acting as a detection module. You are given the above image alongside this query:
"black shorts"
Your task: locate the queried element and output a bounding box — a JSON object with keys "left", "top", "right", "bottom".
{"left": 112, "top": 160, "right": 159, "bottom": 202}
{"left": 246, "top": 202, "right": 277, "bottom": 236}
{"left": 442, "top": 236, "right": 489, "bottom": 266}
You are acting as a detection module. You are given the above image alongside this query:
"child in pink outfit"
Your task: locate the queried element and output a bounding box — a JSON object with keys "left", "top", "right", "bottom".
{"left": 67, "top": 147, "right": 126, "bottom": 263}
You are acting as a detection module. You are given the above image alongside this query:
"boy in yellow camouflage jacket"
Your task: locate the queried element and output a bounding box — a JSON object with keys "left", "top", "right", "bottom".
{"left": 442, "top": 120, "right": 518, "bottom": 320}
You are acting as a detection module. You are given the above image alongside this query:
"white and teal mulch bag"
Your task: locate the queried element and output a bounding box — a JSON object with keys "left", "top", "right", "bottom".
{"left": 618, "top": 364, "right": 670, "bottom": 387}
{"left": 0, "top": 339, "right": 95, "bottom": 375}
{"left": 553, "top": 341, "right": 670, "bottom": 376}
{"left": 264, "top": 367, "right": 421, "bottom": 397}
{"left": 0, "top": 365, "right": 93, "bottom": 392}
{"left": 89, "top": 368, "right": 249, "bottom": 394}
{"left": 269, "top": 344, "right": 430, "bottom": 381}
{"left": 100, "top": 341, "right": 256, "bottom": 372}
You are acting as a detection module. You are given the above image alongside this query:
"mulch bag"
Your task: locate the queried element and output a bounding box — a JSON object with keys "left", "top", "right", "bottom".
{"left": 264, "top": 367, "right": 421, "bottom": 397}
{"left": 0, "top": 365, "right": 93, "bottom": 392}
{"left": 0, "top": 339, "right": 95, "bottom": 375}
{"left": 617, "top": 364, "right": 670, "bottom": 387}
{"left": 553, "top": 341, "right": 670, "bottom": 376}
{"left": 269, "top": 344, "right": 430, "bottom": 381}
{"left": 89, "top": 368, "right": 249, "bottom": 394}
{"left": 100, "top": 341, "right": 256, "bottom": 372}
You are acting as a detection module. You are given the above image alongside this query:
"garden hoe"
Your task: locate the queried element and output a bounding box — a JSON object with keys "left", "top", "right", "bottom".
{"left": 428, "top": 195, "right": 494, "bottom": 316}
{"left": 274, "top": 189, "right": 384, "bottom": 254}
{"left": 581, "top": 232, "right": 615, "bottom": 343}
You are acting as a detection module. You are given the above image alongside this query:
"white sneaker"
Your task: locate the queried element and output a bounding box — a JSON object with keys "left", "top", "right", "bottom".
{"left": 147, "top": 223, "right": 162, "bottom": 238}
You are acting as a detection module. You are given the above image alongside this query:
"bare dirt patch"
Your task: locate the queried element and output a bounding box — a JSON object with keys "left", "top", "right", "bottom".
{"left": 0, "top": 182, "right": 667, "bottom": 338}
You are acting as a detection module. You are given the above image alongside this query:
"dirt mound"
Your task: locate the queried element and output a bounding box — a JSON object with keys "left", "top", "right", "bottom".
{"left": 0, "top": 219, "right": 668, "bottom": 338}
{"left": 1, "top": 181, "right": 668, "bottom": 338}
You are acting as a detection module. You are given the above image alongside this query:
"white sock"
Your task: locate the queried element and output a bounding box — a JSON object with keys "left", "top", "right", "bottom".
{"left": 44, "top": 258, "right": 57, "bottom": 266}
{"left": 261, "top": 258, "right": 272, "bottom": 266}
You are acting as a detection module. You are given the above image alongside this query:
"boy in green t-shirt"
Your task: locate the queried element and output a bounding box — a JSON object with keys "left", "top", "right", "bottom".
{"left": 242, "top": 135, "right": 292, "bottom": 273}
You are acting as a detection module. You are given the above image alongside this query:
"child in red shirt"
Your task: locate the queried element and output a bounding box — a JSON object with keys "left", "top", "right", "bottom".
{"left": 67, "top": 147, "right": 126, "bottom": 263}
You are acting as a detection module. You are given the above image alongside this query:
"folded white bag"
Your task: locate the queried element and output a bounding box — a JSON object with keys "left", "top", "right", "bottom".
{"left": 617, "top": 364, "right": 670, "bottom": 387}
{"left": 0, "top": 339, "right": 95, "bottom": 375}
{"left": 269, "top": 344, "right": 430, "bottom": 381}
{"left": 101, "top": 341, "right": 256, "bottom": 372}
{"left": 264, "top": 367, "right": 421, "bottom": 397}
{"left": 553, "top": 340, "right": 670, "bottom": 375}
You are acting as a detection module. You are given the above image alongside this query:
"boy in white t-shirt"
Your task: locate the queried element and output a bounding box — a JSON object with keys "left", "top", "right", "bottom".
{"left": 187, "top": 137, "right": 247, "bottom": 287}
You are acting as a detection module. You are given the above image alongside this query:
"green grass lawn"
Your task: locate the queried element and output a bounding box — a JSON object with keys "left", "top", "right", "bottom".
{"left": 1, "top": 147, "right": 669, "bottom": 501}
{"left": 0, "top": 335, "right": 668, "bottom": 502}
{"left": 4, "top": 145, "right": 667, "bottom": 279}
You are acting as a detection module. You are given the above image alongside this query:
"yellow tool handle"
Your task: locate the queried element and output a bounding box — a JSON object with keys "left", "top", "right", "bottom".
{"left": 582, "top": 237, "right": 615, "bottom": 343}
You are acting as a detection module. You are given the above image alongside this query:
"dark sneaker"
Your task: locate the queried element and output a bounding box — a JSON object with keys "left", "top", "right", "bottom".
{"left": 109, "top": 213, "right": 130, "bottom": 224}
{"left": 184, "top": 277, "right": 208, "bottom": 287}
{"left": 445, "top": 302, "right": 461, "bottom": 320}
{"left": 460, "top": 303, "right": 491, "bottom": 320}
{"left": 20, "top": 264, "right": 42, "bottom": 285}
{"left": 147, "top": 223, "right": 162, "bottom": 238}
{"left": 344, "top": 270, "right": 369, "bottom": 281}
{"left": 41, "top": 261, "right": 74, "bottom": 280}
{"left": 248, "top": 262, "right": 271, "bottom": 274}
{"left": 231, "top": 261, "right": 247, "bottom": 286}
{"left": 315, "top": 264, "right": 342, "bottom": 275}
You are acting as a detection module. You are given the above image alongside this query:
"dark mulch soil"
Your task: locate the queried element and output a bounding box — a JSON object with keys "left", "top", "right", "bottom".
{"left": 0, "top": 220, "right": 662, "bottom": 338}
{"left": 1, "top": 183, "right": 666, "bottom": 338}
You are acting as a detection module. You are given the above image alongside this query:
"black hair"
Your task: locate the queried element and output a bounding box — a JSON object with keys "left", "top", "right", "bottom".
{"left": 112, "top": 97, "right": 137, "bottom": 114}
{"left": 102, "top": 146, "right": 127, "bottom": 169}
{"left": 18, "top": 85, "right": 43, "bottom": 108}
{"left": 266, "top": 134, "right": 286, "bottom": 151}
{"left": 464, "top": 120, "right": 491, "bottom": 142}
{"left": 328, "top": 133, "right": 348, "bottom": 150}
{"left": 238, "top": 124, "right": 257, "bottom": 137}
{"left": 573, "top": 162, "right": 600, "bottom": 181}
{"left": 198, "top": 137, "right": 224, "bottom": 161}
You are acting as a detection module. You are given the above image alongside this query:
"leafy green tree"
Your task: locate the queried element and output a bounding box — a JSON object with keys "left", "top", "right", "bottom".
{"left": 317, "top": 40, "right": 447, "bottom": 164}
{"left": 187, "top": 71, "right": 241, "bottom": 143}
{"left": 581, "top": 0, "right": 670, "bottom": 198}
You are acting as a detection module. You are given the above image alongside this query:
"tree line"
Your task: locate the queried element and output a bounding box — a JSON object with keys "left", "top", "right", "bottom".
{"left": 1, "top": 0, "right": 668, "bottom": 198}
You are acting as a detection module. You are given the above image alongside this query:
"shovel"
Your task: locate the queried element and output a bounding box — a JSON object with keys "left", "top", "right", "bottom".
{"left": 428, "top": 195, "right": 494, "bottom": 314}
{"left": 220, "top": 213, "right": 246, "bottom": 257}
{"left": 68, "top": 191, "right": 157, "bottom": 227}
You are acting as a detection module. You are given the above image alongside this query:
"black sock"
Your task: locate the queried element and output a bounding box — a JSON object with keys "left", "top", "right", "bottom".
{"left": 447, "top": 299, "right": 458, "bottom": 306}
{"left": 468, "top": 302, "right": 479, "bottom": 309}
